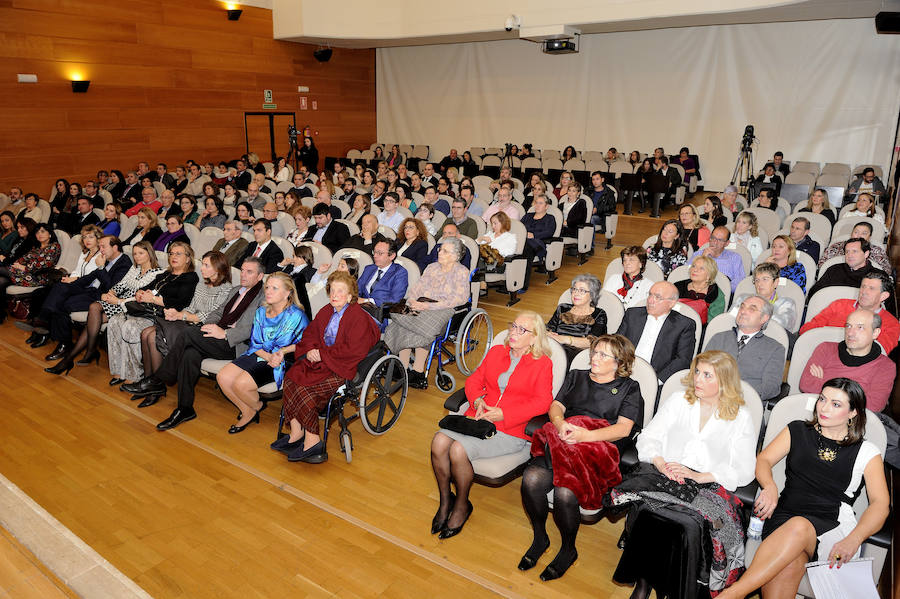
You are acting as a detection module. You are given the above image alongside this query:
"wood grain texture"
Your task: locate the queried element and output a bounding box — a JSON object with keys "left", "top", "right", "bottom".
{"left": 0, "top": 0, "right": 375, "bottom": 195}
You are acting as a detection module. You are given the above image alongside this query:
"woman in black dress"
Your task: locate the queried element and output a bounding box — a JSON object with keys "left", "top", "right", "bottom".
{"left": 717, "top": 378, "right": 889, "bottom": 599}
{"left": 700, "top": 195, "right": 727, "bottom": 227}
{"left": 518, "top": 334, "right": 642, "bottom": 581}
{"left": 520, "top": 194, "right": 556, "bottom": 291}
{"left": 546, "top": 274, "right": 607, "bottom": 363}
{"left": 299, "top": 136, "right": 319, "bottom": 172}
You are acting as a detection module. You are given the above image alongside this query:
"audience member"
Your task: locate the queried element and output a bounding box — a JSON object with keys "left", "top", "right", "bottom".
{"left": 425, "top": 223, "right": 471, "bottom": 269}
{"left": 235, "top": 219, "right": 283, "bottom": 273}
{"left": 179, "top": 195, "right": 200, "bottom": 225}
{"left": 546, "top": 274, "right": 607, "bottom": 363}
{"left": 732, "top": 262, "right": 797, "bottom": 332}
{"left": 646, "top": 219, "right": 688, "bottom": 277}
{"left": 395, "top": 217, "right": 430, "bottom": 273}
{"left": 765, "top": 235, "right": 806, "bottom": 290}
{"left": 302, "top": 202, "right": 350, "bottom": 254}
{"left": 678, "top": 203, "right": 710, "bottom": 252}
{"left": 700, "top": 195, "right": 726, "bottom": 228}
{"left": 848, "top": 167, "right": 885, "bottom": 200}
{"left": 769, "top": 151, "right": 790, "bottom": 177}
{"left": 797, "top": 188, "right": 836, "bottom": 226}
{"left": 357, "top": 240, "right": 408, "bottom": 324}
{"left": 703, "top": 226, "right": 745, "bottom": 292}
{"left": 841, "top": 193, "right": 883, "bottom": 224}
{"left": 376, "top": 192, "right": 405, "bottom": 232}
{"left": 730, "top": 212, "right": 763, "bottom": 265}
{"left": 788, "top": 216, "right": 820, "bottom": 263}
{"left": 212, "top": 220, "right": 249, "bottom": 266}
{"left": 440, "top": 197, "right": 478, "bottom": 240}
{"left": 603, "top": 246, "right": 653, "bottom": 309}
{"left": 482, "top": 187, "right": 520, "bottom": 224}
{"left": 807, "top": 238, "right": 885, "bottom": 299}
{"left": 818, "top": 221, "right": 891, "bottom": 273}
{"left": 675, "top": 255, "right": 724, "bottom": 324}
{"left": 753, "top": 164, "right": 782, "bottom": 198}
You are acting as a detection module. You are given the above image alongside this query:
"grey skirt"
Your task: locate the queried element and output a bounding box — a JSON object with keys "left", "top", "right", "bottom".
{"left": 384, "top": 307, "right": 454, "bottom": 352}
{"left": 437, "top": 428, "right": 529, "bottom": 460}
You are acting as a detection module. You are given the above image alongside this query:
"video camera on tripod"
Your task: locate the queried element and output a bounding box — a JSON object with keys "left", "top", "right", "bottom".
{"left": 287, "top": 125, "right": 299, "bottom": 149}
{"left": 741, "top": 125, "right": 756, "bottom": 152}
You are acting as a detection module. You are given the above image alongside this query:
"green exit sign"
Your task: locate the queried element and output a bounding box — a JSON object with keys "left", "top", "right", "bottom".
{"left": 262, "top": 103, "right": 277, "bottom": 109}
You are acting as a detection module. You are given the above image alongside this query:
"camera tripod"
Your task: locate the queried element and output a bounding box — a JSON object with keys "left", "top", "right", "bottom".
{"left": 730, "top": 146, "right": 754, "bottom": 198}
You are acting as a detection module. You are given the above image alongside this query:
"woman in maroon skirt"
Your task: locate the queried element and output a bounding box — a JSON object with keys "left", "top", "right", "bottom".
{"left": 272, "top": 271, "right": 380, "bottom": 464}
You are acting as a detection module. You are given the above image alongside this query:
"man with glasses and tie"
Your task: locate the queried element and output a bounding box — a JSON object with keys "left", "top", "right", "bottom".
{"left": 705, "top": 295, "right": 785, "bottom": 401}
{"left": 703, "top": 226, "right": 745, "bottom": 292}
{"left": 617, "top": 281, "right": 696, "bottom": 385}
{"left": 235, "top": 219, "right": 283, "bottom": 273}
{"left": 357, "top": 240, "right": 408, "bottom": 328}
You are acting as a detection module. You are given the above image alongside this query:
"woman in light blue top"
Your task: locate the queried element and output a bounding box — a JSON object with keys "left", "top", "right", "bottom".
{"left": 217, "top": 272, "right": 308, "bottom": 434}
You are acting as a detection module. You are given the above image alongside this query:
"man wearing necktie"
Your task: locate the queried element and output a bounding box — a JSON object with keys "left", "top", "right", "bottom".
{"left": 704, "top": 295, "right": 786, "bottom": 401}
{"left": 356, "top": 240, "right": 408, "bottom": 329}
{"left": 212, "top": 220, "right": 249, "bottom": 266}
{"left": 235, "top": 219, "right": 283, "bottom": 273}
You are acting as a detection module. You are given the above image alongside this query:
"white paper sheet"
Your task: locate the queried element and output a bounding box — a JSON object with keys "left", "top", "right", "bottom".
{"left": 806, "top": 557, "right": 878, "bottom": 599}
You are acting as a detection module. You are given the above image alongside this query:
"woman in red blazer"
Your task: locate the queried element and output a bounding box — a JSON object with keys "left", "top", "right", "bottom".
{"left": 430, "top": 310, "right": 554, "bottom": 539}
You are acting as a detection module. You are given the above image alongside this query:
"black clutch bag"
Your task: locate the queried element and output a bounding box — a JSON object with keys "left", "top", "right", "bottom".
{"left": 438, "top": 414, "right": 496, "bottom": 439}
{"left": 124, "top": 300, "right": 164, "bottom": 319}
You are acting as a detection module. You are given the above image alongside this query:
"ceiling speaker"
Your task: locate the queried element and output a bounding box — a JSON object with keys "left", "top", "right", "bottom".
{"left": 875, "top": 12, "right": 900, "bottom": 33}
{"left": 313, "top": 48, "right": 333, "bottom": 62}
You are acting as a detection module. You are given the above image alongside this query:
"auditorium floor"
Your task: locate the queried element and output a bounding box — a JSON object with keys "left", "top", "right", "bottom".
{"left": 0, "top": 203, "right": 702, "bottom": 598}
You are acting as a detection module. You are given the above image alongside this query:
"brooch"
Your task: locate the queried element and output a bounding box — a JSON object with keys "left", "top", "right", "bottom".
{"left": 611, "top": 388, "right": 618, "bottom": 394}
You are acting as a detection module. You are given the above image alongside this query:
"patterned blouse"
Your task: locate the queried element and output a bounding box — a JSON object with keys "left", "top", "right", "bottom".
{"left": 645, "top": 245, "right": 688, "bottom": 277}
{"left": 11, "top": 242, "right": 61, "bottom": 286}
{"left": 778, "top": 262, "right": 806, "bottom": 290}
{"left": 409, "top": 262, "right": 470, "bottom": 309}
{"left": 184, "top": 280, "right": 234, "bottom": 322}
{"left": 101, "top": 266, "right": 164, "bottom": 317}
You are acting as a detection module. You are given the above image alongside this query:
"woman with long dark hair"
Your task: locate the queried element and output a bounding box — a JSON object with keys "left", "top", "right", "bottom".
{"left": 299, "top": 136, "right": 319, "bottom": 171}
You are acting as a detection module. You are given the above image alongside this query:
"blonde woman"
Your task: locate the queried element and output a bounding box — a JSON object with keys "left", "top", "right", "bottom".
{"left": 216, "top": 272, "right": 308, "bottom": 434}
{"left": 841, "top": 193, "right": 883, "bottom": 224}
{"left": 614, "top": 351, "right": 756, "bottom": 599}
{"left": 731, "top": 212, "right": 763, "bottom": 265}
{"left": 678, "top": 203, "right": 710, "bottom": 252}
{"left": 430, "top": 310, "right": 554, "bottom": 539}
{"left": 766, "top": 235, "right": 806, "bottom": 289}
{"left": 674, "top": 255, "right": 724, "bottom": 324}
{"left": 62, "top": 224, "right": 103, "bottom": 281}
{"left": 798, "top": 188, "right": 836, "bottom": 226}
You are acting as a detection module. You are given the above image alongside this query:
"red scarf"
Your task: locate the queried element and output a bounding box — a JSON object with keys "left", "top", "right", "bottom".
{"left": 618, "top": 273, "right": 642, "bottom": 298}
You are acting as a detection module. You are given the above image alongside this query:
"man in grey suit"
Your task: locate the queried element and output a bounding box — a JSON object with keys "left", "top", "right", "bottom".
{"left": 704, "top": 295, "right": 786, "bottom": 401}
{"left": 212, "top": 220, "right": 250, "bottom": 266}
{"left": 121, "top": 258, "right": 266, "bottom": 430}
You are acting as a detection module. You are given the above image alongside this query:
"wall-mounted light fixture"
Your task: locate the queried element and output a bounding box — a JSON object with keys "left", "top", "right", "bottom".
{"left": 226, "top": 3, "right": 242, "bottom": 20}
{"left": 71, "top": 80, "right": 90, "bottom": 92}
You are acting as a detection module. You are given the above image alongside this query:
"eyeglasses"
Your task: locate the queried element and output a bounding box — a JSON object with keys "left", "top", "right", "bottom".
{"left": 592, "top": 350, "right": 617, "bottom": 362}
{"left": 752, "top": 276, "right": 773, "bottom": 283}
{"left": 570, "top": 287, "right": 590, "bottom": 295}
{"left": 710, "top": 236, "right": 728, "bottom": 243}
{"left": 648, "top": 293, "right": 676, "bottom": 302}
{"left": 168, "top": 251, "right": 186, "bottom": 257}
{"left": 508, "top": 322, "right": 533, "bottom": 335}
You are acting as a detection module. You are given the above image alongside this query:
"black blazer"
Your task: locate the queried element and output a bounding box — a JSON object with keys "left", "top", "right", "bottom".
{"left": 73, "top": 253, "right": 133, "bottom": 293}
{"left": 302, "top": 220, "right": 351, "bottom": 254}
{"left": 121, "top": 183, "right": 142, "bottom": 204}
{"left": 235, "top": 241, "right": 284, "bottom": 273}
{"left": 561, "top": 198, "right": 588, "bottom": 237}
{"left": 124, "top": 226, "right": 162, "bottom": 247}
{"left": 616, "top": 307, "right": 696, "bottom": 383}
{"left": 66, "top": 211, "right": 101, "bottom": 235}
{"left": 346, "top": 232, "right": 388, "bottom": 256}
{"left": 396, "top": 238, "right": 430, "bottom": 273}
{"left": 233, "top": 170, "right": 252, "bottom": 191}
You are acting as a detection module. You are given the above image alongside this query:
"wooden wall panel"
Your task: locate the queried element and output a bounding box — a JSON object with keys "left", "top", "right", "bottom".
{"left": 1, "top": 0, "right": 376, "bottom": 195}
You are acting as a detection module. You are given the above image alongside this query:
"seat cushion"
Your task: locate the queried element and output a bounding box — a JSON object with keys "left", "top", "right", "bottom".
{"left": 200, "top": 358, "right": 230, "bottom": 375}
{"left": 6, "top": 285, "right": 40, "bottom": 296}
{"left": 471, "top": 447, "right": 531, "bottom": 479}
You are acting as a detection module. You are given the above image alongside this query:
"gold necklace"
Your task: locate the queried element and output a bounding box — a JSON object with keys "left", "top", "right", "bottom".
{"left": 815, "top": 424, "right": 848, "bottom": 462}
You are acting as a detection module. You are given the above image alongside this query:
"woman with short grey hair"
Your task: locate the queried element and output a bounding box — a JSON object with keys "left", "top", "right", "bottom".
{"left": 546, "top": 274, "right": 607, "bottom": 364}
{"left": 439, "top": 236, "right": 463, "bottom": 261}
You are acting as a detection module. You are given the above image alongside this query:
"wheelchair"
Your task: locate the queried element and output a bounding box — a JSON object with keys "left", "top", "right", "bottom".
{"left": 276, "top": 341, "right": 408, "bottom": 463}
{"left": 420, "top": 304, "right": 493, "bottom": 394}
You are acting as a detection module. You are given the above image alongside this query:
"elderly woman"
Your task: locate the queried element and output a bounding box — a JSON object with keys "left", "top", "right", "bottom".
{"left": 105, "top": 241, "right": 198, "bottom": 383}
{"left": 678, "top": 204, "right": 710, "bottom": 252}
{"left": 646, "top": 219, "right": 688, "bottom": 277}
{"left": 119, "top": 251, "right": 233, "bottom": 405}
{"left": 718, "top": 378, "right": 889, "bottom": 599}
{"left": 675, "top": 255, "right": 724, "bottom": 324}
{"left": 395, "top": 217, "right": 430, "bottom": 273}
{"left": 519, "top": 334, "right": 643, "bottom": 581}
{"left": 842, "top": 192, "right": 883, "bottom": 224}
{"left": 20, "top": 193, "right": 44, "bottom": 222}
{"left": 431, "top": 310, "right": 554, "bottom": 539}
{"left": 123, "top": 206, "right": 163, "bottom": 247}
{"left": 613, "top": 351, "right": 757, "bottom": 599}
{"left": 602, "top": 246, "right": 654, "bottom": 309}
{"left": 216, "top": 272, "right": 308, "bottom": 434}
{"left": 0, "top": 223, "right": 60, "bottom": 322}
{"left": 798, "top": 188, "right": 836, "bottom": 226}
{"left": 385, "top": 236, "right": 469, "bottom": 389}
{"left": 731, "top": 211, "right": 764, "bottom": 265}
{"left": 285, "top": 205, "right": 312, "bottom": 246}
{"left": 766, "top": 235, "right": 806, "bottom": 290}
{"left": 346, "top": 213, "right": 387, "bottom": 256}
{"left": 733, "top": 262, "right": 797, "bottom": 332}
{"left": 547, "top": 274, "right": 607, "bottom": 363}
{"left": 271, "top": 271, "right": 381, "bottom": 463}
{"left": 198, "top": 196, "right": 227, "bottom": 230}
{"left": 153, "top": 214, "right": 189, "bottom": 252}
{"left": 719, "top": 185, "right": 744, "bottom": 215}
{"left": 45, "top": 241, "right": 162, "bottom": 378}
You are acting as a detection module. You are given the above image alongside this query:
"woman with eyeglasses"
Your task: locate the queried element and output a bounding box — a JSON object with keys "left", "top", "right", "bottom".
{"left": 153, "top": 214, "right": 189, "bottom": 252}
{"left": 602, "top": 246, "right": 653, "bottom": 310}
{"left": 518, "top": 334, "right": 642, "bottom": 581}
{"left": 394, "top": 217, "right": 430, "bottom": 273}
{"left": 0, "top": 222, "right": 60, "bottom": 323}
{"left": 731, "top": 262, "right": 796, "bottom": 331}
{"left": 675, "top": 255, "right": 724, "bottom": 325}
{"left": 547, "top": 274, "right": 607, "bottom": 364}
{"left": 103, "top": 241, "right": 199, "bottom": 383}
{"left": 429, "top": 310, "right": 554, "bottom": 539}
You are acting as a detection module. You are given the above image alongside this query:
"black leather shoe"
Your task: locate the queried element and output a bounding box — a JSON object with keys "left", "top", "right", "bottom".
{"left": 539, "top": 551, "right": 578, "bottom": 581}
{"left": 287, "top": 441, "right": 327, "bottom": 463}
{"left": 438, "top": 500, "right": 473, "bottom": 539}
{"left": 138, "top": 394, "right": 163, "bottom": 408}
{"left": 45, "top": 343, "right": 70, "bottom": 361}
{"left": 109, "top": 377, "right": 125, "bottom": 386}
{"left": 430, "top": 492, "right": 455, "bottom": 534}
{"left": 25, "top": 332, "right": 39, "bottom": 345}
{"left": 270, "top": 434, "right": 304, "bottom": 454}
{"left": 30, "top": 333, "right": 50, "bottom": 348}
{"left": 44, "top": 359, "right": 74, "bottom": 376}
{"left": 156, "top": 408, "right": 197, "bottom": 431}
{"left": 517, "top": 539, "right": 550, "bottom": 571}
{"left": 122, "top": 377, "right": 165, "bottom": 396}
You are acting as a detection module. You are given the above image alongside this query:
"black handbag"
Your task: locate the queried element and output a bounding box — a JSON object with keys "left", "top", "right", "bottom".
{"left": 438, "top": 414, "right": 496, "bottom": 439}
{"left": 124, "top": 300, "right": 164, "bottom": 319}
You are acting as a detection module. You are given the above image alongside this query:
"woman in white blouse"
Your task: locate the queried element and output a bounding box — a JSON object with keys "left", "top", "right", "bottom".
{"left": 841, "top": 192, "right": 883, "bottom": 224}
{"left": 60, "top": 224, "right": 103, "bottom": 282}
{"left": 274, "top": 156, "right": 291, "bottom": 183}
{"left": 477, "top": 212, "right": 517, "bottom": 258}
{"left": 602, "top": 246, "right": 654, "bottom": 309}
{"left": 615, "top": 350, "right": 757, "bottom": 599}
{"left": 730, "top": 212, "right": 764, "bottom": 265}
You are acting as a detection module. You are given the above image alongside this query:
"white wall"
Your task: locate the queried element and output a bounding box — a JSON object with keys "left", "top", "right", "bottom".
{"left": 377, "top": 18, "right": 900, "bottom": 190}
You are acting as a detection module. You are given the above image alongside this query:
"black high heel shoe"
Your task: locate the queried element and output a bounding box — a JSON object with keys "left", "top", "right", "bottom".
{"left": 109, "top": 377, "right": 124, "bottom": 386}
{"left": 228, "top": 409, "right": 261, "bottom": 434}
{"left": 76, "top": 350, "right": 100, "bottom": 366}
{"left": 430, "top": 492, "right": 455, "bottom": 534}
{"left": 45, "top": 359, "right": 74, "bottom": 376}
{"left": 438, "top": 500, "right": 473, "bottom": 539}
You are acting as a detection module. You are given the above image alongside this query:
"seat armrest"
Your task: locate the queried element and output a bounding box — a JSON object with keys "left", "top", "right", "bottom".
{"left": 868, "top": 512, "right": 893, "bottom": 549}
{"left": 546, "top": 236, "right": 564, "bottom": 243}
{"left": 443, "top": 389, "right": 468, "bottom": 412}
{"left": 505, "top": 253, "right": 525, "bottom": 262}
{"left": 734, "top": 480, "right": 760, "bottom": 510}
{"left": 525, "top": 414, "right": 549, "bottom": 436}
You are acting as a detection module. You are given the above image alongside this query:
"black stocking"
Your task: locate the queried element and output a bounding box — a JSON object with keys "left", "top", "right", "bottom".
{"left": 545, "top": 486, "right": 581, "bottom": 573}
{"left": 445, "top": 442, "right": 474, "bottom": 529}
{"left": 66, "top": 303, "right": 105, "bottom": 359}
{"left": 430, "top": 433, "right": 455, "bottom": 526}
{"left": 0, "top": 270, "right": 12, "bottom": 318}
{"left": 140, "top": 326, "right": 162, "bottom": 375}
{"left": 520, "top": 464, "right": 553, "bottom": 560}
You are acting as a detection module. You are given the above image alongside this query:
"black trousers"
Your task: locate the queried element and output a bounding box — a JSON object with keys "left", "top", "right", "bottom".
{"left": 153, "top": 325, "right": 236, "bottom": 410}
{"left": 41, "top": 282, "right": 100, "bottom": 342}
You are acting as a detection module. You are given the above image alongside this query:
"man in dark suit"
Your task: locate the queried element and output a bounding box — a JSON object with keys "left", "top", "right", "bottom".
{"left": 120, "top": 171, "right": 142, "bottom": 206}
{"left": 233, "top": 159, "right": 252, "bottom": 191}
{"left": 63, "top": 197, "right": 101, "bottom": 235}
{"left": 83, "top": 180, "right": 104, "bottom": 209}
{"left": 213, "top": 220, "right": 250, "bottom": 266}
{"left": 616, "top": 281, "right": 696, "bottom": 384}
{"left": 303, "top": 202, "right": 351, "bottom": 253}
{"left": 651, "top": 156, "right": 682, "bottom": 218}
{"left": 157, "top": 189, "right": 182, "bottom": 221}
{"left": 339, "top": 177, "right": 358, "bottom": 205}
{"left": 122, "top": 258, "right": 266, "bottom": 430}
{"left": 235, "top": 219, "right": 283, "bottom": 273}
{"left": 31, "top": 236, "right": 132, "bottom": 357}
{"left": 770, "top": 151, "right": 790, "bottom": 178}
{"left": 156, "top": 163, "right": 176, "bottom": 189}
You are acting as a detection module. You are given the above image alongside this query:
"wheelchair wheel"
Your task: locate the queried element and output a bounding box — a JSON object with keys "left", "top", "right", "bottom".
{"left": 435, "top": 371, "right": 455, "bottom": 393}
{"left": 455, "top": 308, "right": 492, "bottom": 376}
{"left": 341, "top": 432, "right": 352, "bottom": 463}
{"left": 360, "top": 354, "right": 407, "bottom": 435}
